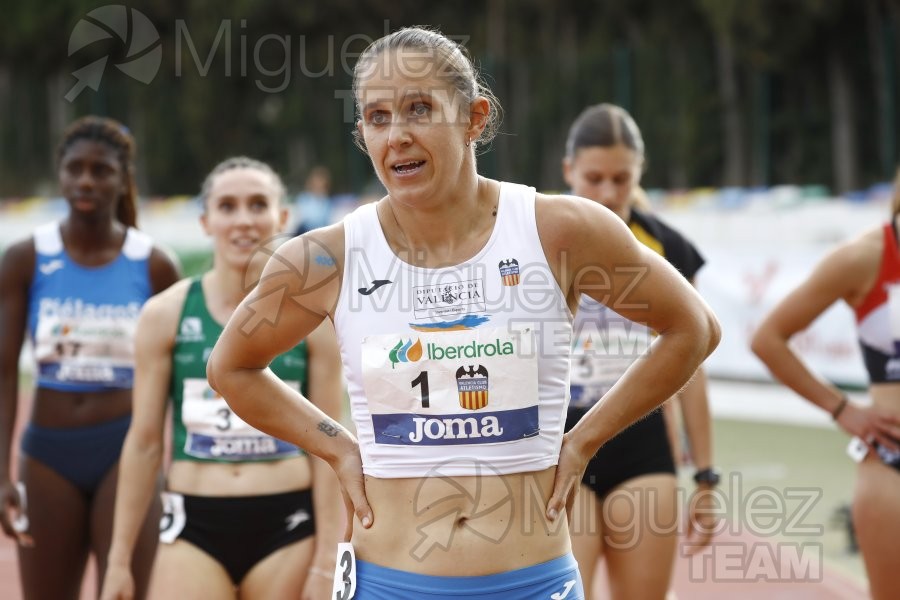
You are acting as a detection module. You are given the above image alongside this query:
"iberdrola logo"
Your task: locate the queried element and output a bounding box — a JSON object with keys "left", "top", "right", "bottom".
{"left": 389, "top": 339, "right": 423, "bottom": 368}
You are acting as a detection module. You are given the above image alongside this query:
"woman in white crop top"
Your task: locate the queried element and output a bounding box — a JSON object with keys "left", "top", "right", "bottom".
{"left": 208, "top": 26, "right": 720, "bottom": 600}
{"left": 752, "top": 168, "right": 900, "bottom": 600}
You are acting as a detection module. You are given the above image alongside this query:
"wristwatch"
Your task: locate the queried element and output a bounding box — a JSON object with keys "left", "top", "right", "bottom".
{"left": 693, "top": 467, "right": 721, "bottom": 487}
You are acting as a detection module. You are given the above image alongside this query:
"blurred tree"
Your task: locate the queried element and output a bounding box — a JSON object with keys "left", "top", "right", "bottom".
{"left": 695, "top": 0, "right": 746, "bottom": 187}
{"left": 866, "top": 0, "right": 898, "bottom": 181}
{"left": 0, "top": 0, "right": 897, "bottom": 197}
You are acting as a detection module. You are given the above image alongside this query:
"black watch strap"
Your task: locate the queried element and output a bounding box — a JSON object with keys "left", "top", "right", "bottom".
{"left": 693, "top": 467, "right": 721, "bottom": 486}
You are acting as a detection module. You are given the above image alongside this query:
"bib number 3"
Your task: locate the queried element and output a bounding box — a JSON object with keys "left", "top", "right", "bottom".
{"left": 332, "top": 542, "right": 357, "bottom": 599}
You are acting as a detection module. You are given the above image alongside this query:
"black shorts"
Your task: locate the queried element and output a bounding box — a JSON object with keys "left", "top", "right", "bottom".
{"left": 160, "top": 488, "right": 315, "bottom": 584}
{"left": 565, "top": 407, "right": 676, "bottom": 499}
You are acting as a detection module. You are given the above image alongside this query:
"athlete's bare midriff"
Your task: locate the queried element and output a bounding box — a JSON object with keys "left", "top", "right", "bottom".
{"left": 31, "top": 387, "right": 133, "bottom": 428}
{"left": 352, "top": 465, "right": 571, "bottom": 575}
{"left": 167, "top": 455, "right": 312, "bottom": 496}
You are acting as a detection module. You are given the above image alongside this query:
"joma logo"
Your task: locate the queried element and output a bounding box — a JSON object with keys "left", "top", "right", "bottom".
{"left": 409, "top": 416, "right": 503, "bottom": 442}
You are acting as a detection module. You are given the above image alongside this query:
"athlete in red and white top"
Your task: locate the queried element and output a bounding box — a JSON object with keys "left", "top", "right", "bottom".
{"left": 752, "top": 168, "right": 900, "bottom": 600}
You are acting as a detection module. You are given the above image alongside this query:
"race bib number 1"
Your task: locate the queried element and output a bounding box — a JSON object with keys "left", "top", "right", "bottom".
{"left": 361, "top": 326, "right": 539, "bottom": 446}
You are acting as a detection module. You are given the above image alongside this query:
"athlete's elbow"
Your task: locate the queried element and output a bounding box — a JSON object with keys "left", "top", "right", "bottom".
{"left": 749, "top": 322, "right": 778, "bottom": 364}
{"left": 703, "top": 309, "right": 722, "bottom": 358}
{"left": 206, "top": 348, "right": 254, "bottom": 417}
{"left": 206, "top": 345, "right": 225, "bottom": 395}
{"left": 749, "top": 329, "right": 765, "bottom": 362}
{"left": 684, "top": 304, "right": 720, "bottom": 361}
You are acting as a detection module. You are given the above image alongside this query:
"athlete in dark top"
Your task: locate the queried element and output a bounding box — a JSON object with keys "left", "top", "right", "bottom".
{"left": 562, "top": 103, "right": 718, "bottom": 599}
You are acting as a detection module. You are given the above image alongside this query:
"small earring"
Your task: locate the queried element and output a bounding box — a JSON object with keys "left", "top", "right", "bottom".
{"left": 465, "top": 138, "right": 471, "bottom": 147}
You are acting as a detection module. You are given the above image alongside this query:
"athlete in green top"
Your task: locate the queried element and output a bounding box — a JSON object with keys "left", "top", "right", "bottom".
{"left": 100, "top": 157, "right": 344, "bottom": 600}
{"left": 168, "top": 276, "right": 309, "bottom": 463}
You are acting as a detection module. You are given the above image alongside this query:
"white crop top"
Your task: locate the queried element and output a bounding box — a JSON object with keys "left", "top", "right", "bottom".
{"left": 334, "top": 182, "right": 573, "bottom": 478}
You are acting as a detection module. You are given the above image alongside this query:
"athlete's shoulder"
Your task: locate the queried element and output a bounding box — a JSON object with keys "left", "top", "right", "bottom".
{"left": 279, "top": 221, "right": 345, "bottom": 266}
{"left": 536, "top": 192, "right": 611, "bottom": 229}
{"left": 259, "top": 223, "right": 345, "bottom": 316}
{"left": 832, "top": 225, "right": 884, "bottom": 266}
{"left": 805, "top": 226, "right": 884, "bottom": 303}
{"left": 819, "top": 226, "right": 885, "bottom": 286}
{"left": 146, "top": 241, "right": 182, "bottom": 293}
{"left": 536, "top": 192, "right": 630, "bottom": 246}
{"left": 0, "top": 236, "right": 37, "bottom": 284}
{"left": 141, "top": 277, "right": 193, "bottom": 324}
{"left": 0, "top": 236, "right": 37, "bottom": 265}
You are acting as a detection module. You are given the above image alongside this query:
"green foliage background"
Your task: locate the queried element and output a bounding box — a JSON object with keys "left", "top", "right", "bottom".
{"left": 1, "top": 0, "right": 897, "bottom": 197}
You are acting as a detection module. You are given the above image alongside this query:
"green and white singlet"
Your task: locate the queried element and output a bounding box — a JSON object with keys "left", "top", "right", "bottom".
{"left": 170, "top": 278, "right": 307, "bottom": 462}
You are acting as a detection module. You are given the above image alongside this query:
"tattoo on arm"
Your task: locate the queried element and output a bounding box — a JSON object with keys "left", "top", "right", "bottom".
{"left": 317, "top": 419, "right": 340, "bottom": 437}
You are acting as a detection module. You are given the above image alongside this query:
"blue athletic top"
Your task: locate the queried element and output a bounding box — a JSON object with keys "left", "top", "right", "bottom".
{"left": 28, "top": 221, "right": 153, "bottom": 391}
